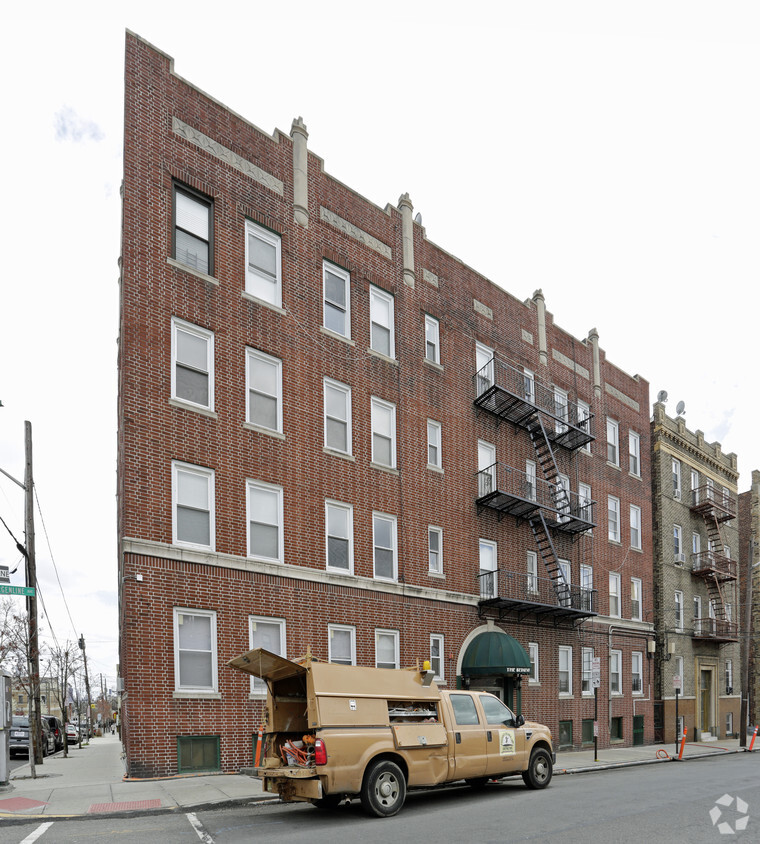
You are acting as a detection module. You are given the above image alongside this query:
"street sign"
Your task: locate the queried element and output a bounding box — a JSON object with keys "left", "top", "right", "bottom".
{"left": 592, "top": 677, "right": 601, "bottom": 688}
{"left": 673, "top": 675, "right": 682, "bottom": 690}
{"left": 0, "top": 565, "right": 9, "bottom": 584}
{"left": 0, "top": 584, "right": 35, "bottom": 597}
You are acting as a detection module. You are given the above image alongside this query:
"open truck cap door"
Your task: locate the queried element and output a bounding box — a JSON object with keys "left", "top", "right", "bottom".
{"left": 228, "top": 647, "right": 308, "bottom": 683}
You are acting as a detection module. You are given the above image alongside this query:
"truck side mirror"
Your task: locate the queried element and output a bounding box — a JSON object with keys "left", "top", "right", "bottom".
{"left": 515, "top": 714, "right": 525, "bottom": 727}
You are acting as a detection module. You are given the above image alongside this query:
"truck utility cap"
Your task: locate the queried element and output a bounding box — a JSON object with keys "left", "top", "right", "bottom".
{"left": 228, "top": 647, "right": 307, "bottom": 682}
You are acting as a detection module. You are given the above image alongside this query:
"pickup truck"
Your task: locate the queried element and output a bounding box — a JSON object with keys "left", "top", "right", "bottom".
{"left": 229, "top": 647, "right": 555, "bottom": 817}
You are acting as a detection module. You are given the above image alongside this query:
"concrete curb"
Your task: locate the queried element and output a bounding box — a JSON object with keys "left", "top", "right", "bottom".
{"left": 555, "top": 747, "right": 743, "bottom": 775}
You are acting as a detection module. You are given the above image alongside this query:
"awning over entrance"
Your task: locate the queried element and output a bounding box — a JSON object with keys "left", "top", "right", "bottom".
{"left": 461, "top": 631, "right": 531, "bottom": 675}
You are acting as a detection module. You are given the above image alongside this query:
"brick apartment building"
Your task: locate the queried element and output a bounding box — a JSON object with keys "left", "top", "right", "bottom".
{"left": 739, "top": 470, "right": 759, "bottom": 727}
{"left": 651, "top": 403, "right": 741, "bottom": 744}
{"left": 117, "top": 31, "right": 654, "bottom": 777}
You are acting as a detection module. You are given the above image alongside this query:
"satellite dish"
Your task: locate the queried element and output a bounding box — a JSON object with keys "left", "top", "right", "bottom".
{"left": 676, "top": 401, "right": 685, "bottom": 416}
{"left": 657, "top": 390, "right": 668, "bottom": 403}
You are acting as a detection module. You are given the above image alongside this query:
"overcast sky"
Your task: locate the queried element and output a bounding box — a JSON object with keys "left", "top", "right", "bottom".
{"left": 1, "top": 2, "right": 758, "bottom": 687}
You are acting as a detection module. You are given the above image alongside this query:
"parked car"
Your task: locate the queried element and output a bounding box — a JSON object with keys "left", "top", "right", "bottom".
{"left": 42, "top": 715, "right": 65, "bottom": 752}
{"left": 9, "top": 716, "right": 56, "bottom": 757}
{"left": 65, "top": 722, "right": 79, "bottom": 744}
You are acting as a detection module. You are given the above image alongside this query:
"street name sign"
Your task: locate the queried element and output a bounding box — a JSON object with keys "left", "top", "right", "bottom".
{"left": 0, "top": 584, "right": 35, "bottom": 597}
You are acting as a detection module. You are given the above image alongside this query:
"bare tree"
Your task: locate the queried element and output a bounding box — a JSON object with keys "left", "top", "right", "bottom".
{"left": 48, "top": 641, "right": 82, "bottom": 757}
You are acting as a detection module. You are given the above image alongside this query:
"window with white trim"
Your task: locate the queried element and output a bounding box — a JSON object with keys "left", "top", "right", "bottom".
{"left": 325, "top": 500, "right": 353, "bottom": 573}
{"left": 328, "top": 624, "right": 355, "bottom": 665}
{"left": 578, "top": 399, "right": 591, "bottom": 452}
{"left": 672, "top": 458, "right": 682, "bottom": 498}
{"left": 428, "top": 526, "right": 443, "bottom": 575}
{"left": 691, "top": 469, "right": 700, "bottom": 504}
{"left": 425, "top": 314, "right": 440, "bottom": 364}
{"left": 478, "top": 440, "right": 496, "bottom": 498}
{"left": 323, "top": 261, "right": 350, "bottom": 337}
{"left": 430, "top": 634, "right": 444, "bottom": 681}
{"left": 373, "top": 512, "right": 397, "bottom": 581}
{"left": 582, "top": 647, "right": 594, "bottom": 695}
{"left": 526, "top": 459, "right": 537, "bottom": 501}
{"left": 606, "top": 418, "right": 619, "bottom": 465}
{"left": 173, "top": 184, "right": 212, "bottom": 275}
{"left": 172, "top": 462, "right": 215, "bottom": 550}
{"left": 323, "top": 378, "right": 351, "bottom": 455}
{"left": 554, "top": 387, "right": 569, "bottom": 434}
{"left": 675, "top": 591, "right": 684, "bottom": 631}
{"left": 247, "top": 480, "right": 283, "bottom": 563}
{"left": 369, "top": 286, "right": 394, "bottom": 358}
{"left": 609, "top": 572, "right": 621, "bottom": 618}
{"left": 580, "top": 564, "right": 593, "bottom": 612}
{"left": 523, "top": 369, "right": 536, "bottom": 403}
{"left": 630, "top": 504, "right": 642, "bottom": 550}
{"left": 632, "top": 652, "right": 643, "bottom": 694}
{"left": 610, "top": 650, "right": 622, "bottom": 695}
{"left": 174, "top": 608, "right": 217, "bottom": 692}
{"left": 674, "top": 524, "right": 683, "bottom": 563}
{"left": 527, "top": 550, "right": 538, "bottom": 594}
{"left": 475, "top": 342, "right": 494, "bottom": 395}
{"left": 427, "top": 419, "right": 442, "bottom": 468}
{"left": 608, "top": 496, "right": 621, "bottom": 543}
{"left": 579, "top": 482, "right": 592, "bottom": 527}
{"left": 371, "top": 397, "right": 396, "bottom": 467}
{"left": 631, "top": 577, "right": 642, "bottom": 621}
{"left": 249, "top": 616, "right": 285, "bottom": 694}
{"left": 559, "top": 646, "right": 572, "bottom": 695}
{"left": 693, "top": 531, "right": 701, "bottom": 556}
{"left": 375, "top": 629, "right": 399, "bottom": 670}
{"left": 528, "top": 642, "right": 539, "bottom": 684}
{"left": 245, "top": 220, "right": 281, "bottom": 306}
{"left": 479, "top": 539, "right": 497, "bottom": 599}
{"left": 725, "top": 659, "right": 733, "bottom": 694}
{"left": 246, "top": 348, "right": 282, "bottom": 432}
{"left": 629, "top": 431, "right": 641, "bottom": 476}
{"left": 172, "top": 318, "right": 214, "bottom": 410}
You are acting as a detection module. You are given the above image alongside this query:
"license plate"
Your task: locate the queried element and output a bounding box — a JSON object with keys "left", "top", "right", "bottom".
{"left": 13, "top": 731, "right": 25, "bottom": 738}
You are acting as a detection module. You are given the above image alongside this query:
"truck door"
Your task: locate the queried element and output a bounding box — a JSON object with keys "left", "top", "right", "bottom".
{"left": 447, "top": 693, "right": 487, "bottom": 779}
{"left": 476, "top": 694, "right": 526, "bottom": 777}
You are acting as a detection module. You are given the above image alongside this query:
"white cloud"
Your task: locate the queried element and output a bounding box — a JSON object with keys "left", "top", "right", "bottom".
{"left": 54, "top": 105, "right": 104, "bottom": 143}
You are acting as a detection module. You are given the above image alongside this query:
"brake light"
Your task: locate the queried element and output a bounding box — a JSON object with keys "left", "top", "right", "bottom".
{"left": 314, "top": 738, "right": 327, "bottom": 766}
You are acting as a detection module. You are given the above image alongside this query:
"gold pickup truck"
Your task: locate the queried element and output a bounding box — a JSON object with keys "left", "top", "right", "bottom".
{"left": 229, "top": 648, "right": 554, "bottom": 817}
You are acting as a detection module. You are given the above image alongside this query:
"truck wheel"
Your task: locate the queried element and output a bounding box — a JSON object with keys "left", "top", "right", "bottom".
{"left": 361, "top": 760, "right": 406, "bottom": 817}
{"left": 522, "top": 748, "right": 552, "bottom": 789}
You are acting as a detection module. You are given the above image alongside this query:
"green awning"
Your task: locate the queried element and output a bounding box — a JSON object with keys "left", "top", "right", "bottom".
{"left": 461, "top": 631, "right": 531, "bottom": 676}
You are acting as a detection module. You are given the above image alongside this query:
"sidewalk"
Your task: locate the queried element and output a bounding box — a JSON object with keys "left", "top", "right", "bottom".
{"left": 0, "top": 732, "right": 750, "bottom": 822}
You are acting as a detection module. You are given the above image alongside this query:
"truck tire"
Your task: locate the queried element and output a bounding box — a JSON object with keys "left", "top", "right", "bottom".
{"left": 522, "top": 748, "right": 552, "bottom": 789}
{"left": 360, "top": 760, "right": 407, "bottom": 817}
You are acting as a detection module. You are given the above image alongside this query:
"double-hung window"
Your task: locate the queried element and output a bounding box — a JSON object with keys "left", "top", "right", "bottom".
{"left": 559, "top": 646, "right": 572, "bottom": 695}
{"left": 629, "top": 431, "right": 641, "bottom": 475}
{"left": 174, "top": 608, "right": 217, "bottom": 692}
{"left": 528, "top": 643, "right": 539, "bottom": 684}
{"left": 608, "top": 496, "right": 621, "bottom": 543}
{"left": 245, "top": 220, "right": 281, "bottom": 307}
{"left": 674, "top": 524, "right": 684, "bottom": 563}
{"left": 582, "top": 647, "right": 594, "bottom": 695}
{"left": 425, "top": 314, "right": 440, "bottom": 364}
{"left": 247, "top": 480, "right": 283, "bottom": 563}
{"left": 675, "top": 591, "right": 684, "bottom": 631}
{"left": 428, "top": 527, "right": 443, "bottom": 575}
{"left": 631, "top": 578, "right": 642, "bottom": 621}
{"left": 554, "top": 387, "right": 569, "bottom": 434}
{"left": 324, "top": 379, "right": 352, "bottom": 454}
{"left": 527, "top": 550, "right": 539, "bottom": 594}
{"left": 369, "top": 286, "right": 395, "bottom": 358}
{"left": 427, "top": 420, "right": 442, "bottom": 468}
{"left": 246, "top": 348, "right": 282, "bottom": 433}
{"left": 580, "top": 564, "right": 593, "bottom": 612}
{"left": 479, "top": 539, "right": 497, "bottom": 599}
{"left": 630, "top": 504, "right": 642, "bottom": 550}
{"left": 173, "top": 184, "right": 212, "bottom": 275}
{"left": 375, "top": 629, "right": 399, "bottom": 670}
{"left": 672, "top": 459, "right": 682, "bottom": 499}
{"left": 578, "top": 399, "right": 591, "bottom": 451}
{"left": 632, "top": 652, "right": 643, "bottom": 694}
{"left": 250, "top": 616, "right": 285, "bottom": 694}
{"left": 475, "top": 342, "right": 494, "bottom": 396}
{"left": 371, "top": 397, "right": 396, "bottom": 467}
{"left": 609, "top": 572, "right": 621, "bottom": 618}
{"left": 610, "top": 650, "right": 622, "bottom": 695}
{"left": 430, "top": 634, "right": 444, "bottom": 681}
{"left": 325, "top": 500, "right": 353, "bottom": 573}
{"left": 173, "top": 462, "right": 215, "bottom": 550}
{"left": 607, "top": 418, "right": 619, "bottom": 465}
{"left": 478, "top": 441, "right": 496, "bottom": 497}
{"left": 172, "top": 319, "right": 214, "bottom": 410}
{"left": 328, "top": 624, "right": 355, "bottom": 665}
{"left": 691, "top": 469, "right": 700, "bottom": 504}
{"left": 323, "top": 261, "right": 350, "bottom": 337}
{"left": 373, "top": 513, "right": 397, "bottom": 581}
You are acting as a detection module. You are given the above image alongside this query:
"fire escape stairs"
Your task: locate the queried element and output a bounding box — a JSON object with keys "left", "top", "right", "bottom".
{"left": 699, "top": 510, "right": 729, "bottom": 621}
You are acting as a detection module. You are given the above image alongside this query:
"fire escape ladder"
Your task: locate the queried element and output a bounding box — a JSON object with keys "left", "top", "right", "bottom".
{"left": 527, "top": 413, "right": 571, "bottom": 516}
{"left": 701, "top": 510, "right": 728, "bottom": 621}
{"left": 529, "top": 510, "right": 570, "bottom": 605}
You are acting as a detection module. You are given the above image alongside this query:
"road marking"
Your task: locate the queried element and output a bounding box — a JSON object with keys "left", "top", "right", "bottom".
{"left": 19, "top": 823, "right": 54, "bottom": 843}
{"left": 186, "top": 812, "right": 215, "bottom": 843}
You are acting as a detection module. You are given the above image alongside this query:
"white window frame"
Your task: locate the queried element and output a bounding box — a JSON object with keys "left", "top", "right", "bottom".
{"left": 371, "top": 396, "right": 396, "bottom": 468}
{"left": 630, "top": 504, "right": 642, "bottom": 550}
{"left": 523, "top": 368, "right": 536, "bottom": 404}
{"left": 375, "top": 628, "right": 399, "bottom": 670}
{"left": 246, "top": 347, "right": 282, "bottom": 433}
{"left": 322, "top": 261, "right": 351, "bottom": 338}
{"left": 725, "top": 659, "right": 733, "bottom": 694}
{"left": 632, "top": 651, "right": 643, "bottom": 695}
{"left": 428, "top": 526, "right": 443, "bottom": 575}
{"left": 479, "top": 539, "right": 497, "bottom": 599}
{"left": 323, "top": 378, "right": 352, "bottom": 455}
{"left": 249, "top": 615, "right": 286, "bottom": 694}
{"left": 607, "top": 418, "right": 619, "bottom": 466}
{"left": 528, "top": 642, "right": 539, "bottom": 684}
{"left": 578, "top": 399, "right": 591, "bottom": 453}
{"left": 674, "top": 524, "right": 684, "bottom": 563}
{"left": 608, "top": 495, "right": 621, "bottom": 543}
{"left": 478, "top": 440, "right": 496, "bottom": 498}
{"left": 631, "top": 577, "right": 642, "bottom": 622}
{"left": 427, "top": 419, "right": 442, "bottom": 469}
{"left": 475, "top": 342, "right": 494, "bottom": 395}
{"left": 693, "top": 595, "right": 702, "bottom": 634}
{"left": 325, "top": 500, "right": 353, "bottom": 574}
{"left": 610, "top": 649, "right": 622, "bottom": 695}
{"left": 526, "top": 460, "right": 537, "bottom": 502}
{"left": 172, "top": 461, "right": 215, "bottom": 551}
{"left": 174, "top": 607, "right": 218, "bottom": 693}
{"left": 629, "top": 431, "right": 641, "bottom": 476}
{"left": 328, "top": 624, "right": 356, "bottom": 666}
{"left": 691, "top": 469, "right": 700, "bottom": 504}
{"left": 171, "top": 318, "right": 214, "bottom": 411}
{"left": 672, "top": 458, "right": 682, "bottom": 498}
{"left": 173, "top": 184, "right": 212, "bottom": 275}
{"left": 430, "top": 634, "right": 444, "bottom": 682}
{"left": 609, "top": 572, "right": 621, "bottom": 618}
{"left": 527, "top": 550, "right": 539, "bottom": 594}
{"left": 693, "top": 531, "right": 701, "bottom": 556}
{"left": 675, "top": 591, "right": 684, "bottom": 631}
{"left": 554, "top": 386, "right": 569, "bottom": 434}
{"left": 245, "top": 220, "right": 282, "bottom": 307}
{"left": 246, "top": 480, "right": 284, "bottom": 563}
{"left": 369, "top": 285, "right": 395, "bottom": 358}
{"left": 559, "top": 646, "right": 573, "bottom": 696}
{"left": 424, "top": 314, "right": 440, "bottom": 364}
{"left": 373, "top": 512, "right": 398, "bottom": 582}
{"left": 580, "top": 564, "right": 593, "bottom": 612}
{"left": 582, "top": 647, "right": 594, "bottom": 696}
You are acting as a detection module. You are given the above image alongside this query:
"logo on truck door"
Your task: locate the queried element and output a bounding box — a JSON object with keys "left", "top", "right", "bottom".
{"left": 499, "top": 729, "right": 516, "bottom": 756}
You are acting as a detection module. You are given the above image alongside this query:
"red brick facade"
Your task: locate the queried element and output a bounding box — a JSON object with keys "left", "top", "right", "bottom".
{"left": 118, "top": 31, "right": 654, "bottom": 777}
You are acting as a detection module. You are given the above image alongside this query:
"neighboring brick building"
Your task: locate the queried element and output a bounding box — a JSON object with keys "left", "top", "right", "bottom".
{"left": 651, "top": 403, "right": 741, "bottom": 744}
{"left": 739, "top": 470, "right": 760, "bottom": 728}
{"left": 117, "top": 31, "right": 654, "bottom": 777}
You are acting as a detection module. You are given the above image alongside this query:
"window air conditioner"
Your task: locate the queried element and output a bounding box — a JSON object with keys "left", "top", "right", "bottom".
{"left": 674, "top": 490, "right": 681, "bottom": 500}
{"left": 675, "top": 553, "right": 685, "bottom": 564}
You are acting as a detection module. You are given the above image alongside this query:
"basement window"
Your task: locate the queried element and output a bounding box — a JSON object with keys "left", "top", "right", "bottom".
{"left": 177, "top": 735, "right": 220, "bottom": 773}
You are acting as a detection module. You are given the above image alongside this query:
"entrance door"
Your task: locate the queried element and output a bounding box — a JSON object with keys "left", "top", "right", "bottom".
{"left": 633, "top": 715, "right": 644, "bottom": 746}
{"left": 700, "top": 670, "right": 712, "bottom": 736}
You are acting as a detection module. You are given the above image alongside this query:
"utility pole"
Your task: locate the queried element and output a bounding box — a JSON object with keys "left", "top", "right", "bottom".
{"left": 741, "top": 537, "right": 754, "bottom": 747}
{"left": 79, "top": 635, "right": 92, "bottom": 740}
{"left": 24, "top": 422, "right": 42, "bottom": 766}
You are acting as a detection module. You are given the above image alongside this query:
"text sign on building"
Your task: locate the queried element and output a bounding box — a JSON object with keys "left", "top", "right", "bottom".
{"left": 591, "top": 656, "right": 601, "bottom": 687}
{"left": 673, "top": 675, "right": 682, "bottom": 690}
{"left": 0, "top": 566, "right": 9, "bottom": 584}
{"left": 0, "top": 584, "right": 35, "bottom": 597}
